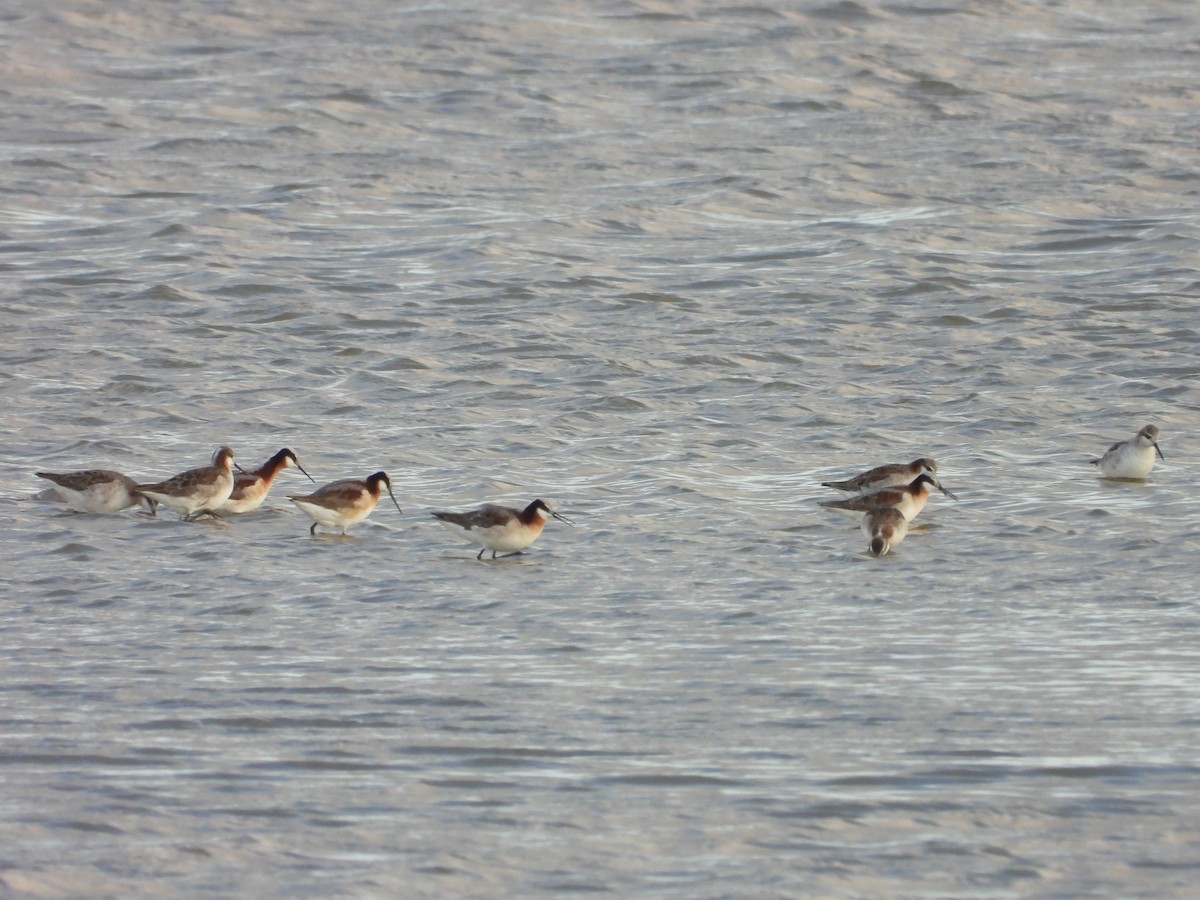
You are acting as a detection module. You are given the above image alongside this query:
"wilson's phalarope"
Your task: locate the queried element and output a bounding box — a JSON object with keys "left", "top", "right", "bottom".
{"left": 862, "top": 506, "right": 908, "bottom": 557}
{"left": 35, "top": 469, "right": 157, "bottom": 514}
{"left": 137, "top": 447, "right": 235, "bottom": 520}
{"left": 289, "top": 471, "right": 401, "bottom": 535}
{"left": 1090, "top": 424, "right": 1164, "bottom": 480}
{"left": 431, "top": 499, "right": 573, "bottom": 559}
{"left": 819, "top": 473, "right": 957, "bottom": 521}
{"left": 220, "top": 448, "right": 314, "bottom": 514}
{"left": 822, "top": 457, "right": 937, "bottom": 493}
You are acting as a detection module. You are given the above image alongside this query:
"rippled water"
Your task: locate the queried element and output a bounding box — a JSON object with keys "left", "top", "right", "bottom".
{"left": 3, "top": 1, "right": 1199, "bottom": 896}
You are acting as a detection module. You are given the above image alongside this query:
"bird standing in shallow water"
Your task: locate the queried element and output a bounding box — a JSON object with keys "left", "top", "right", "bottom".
{"left": 36, "top": 469, "right": 157, "bottom": 514}
{"left": 289, "top": 471, "right": 401, "bottom": 535}
{"left": 431, "top": 499, "right": 572, "bottom": 559}
{"left": 137, "top": 447, "right": 235, "bottom": 520}
{"left": 819, "top": 473, "right": 957, "bottom": 522}
{"left": 1090, "top": 424, "right": 1164, "bottom": 480}
{"left": 862, "top": 506, "right": 909, "bottom": 557}
{"left": 822, "top": 457, "right": 938, "bottom": 493}
{"left": 220, "top": 448, "right": 314, "bottom": 514}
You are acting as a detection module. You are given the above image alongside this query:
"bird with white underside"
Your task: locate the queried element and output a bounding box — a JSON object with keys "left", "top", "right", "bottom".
{"left": 431, "top": 499, "right": 573, "bottom": 559}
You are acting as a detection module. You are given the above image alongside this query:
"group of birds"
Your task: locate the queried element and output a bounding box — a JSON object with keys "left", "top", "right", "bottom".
{"left": 34, "top": 446, "right": 573, "bottom": 560}
{"left": 34, "top": 424, "right": 1165, "bottom": 561}
{"left": 817, "top": 423, "right": 1166, "bottom": 557}
{"left": 819, "top": 457, "right": 958, "bottom": 557}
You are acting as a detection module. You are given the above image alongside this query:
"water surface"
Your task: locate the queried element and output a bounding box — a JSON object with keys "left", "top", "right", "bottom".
{"left": 2, "top": 1, "right": 1199, "bottom": 896}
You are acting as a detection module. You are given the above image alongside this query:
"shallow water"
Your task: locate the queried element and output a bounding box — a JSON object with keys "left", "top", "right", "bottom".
{"left": 2, "top": 1, "right": 1199, "bottom": 896}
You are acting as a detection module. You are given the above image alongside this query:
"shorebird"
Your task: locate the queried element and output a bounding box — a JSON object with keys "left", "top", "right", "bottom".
{"left": 220, "top": 448, "right": 314, "bottom": 514}
{"left": 35, "top": 469, "right": 157, "bottom": 514}
{"left": 1090, "top": 424, "right": 1164, "bottom": 479}
{"left": 137, "top": 447, "right": 235, "bottom": 520}
{"left": 431, "top": 499, "right": 573, "bottom": 559}
{"left": 822, "top": 457, "right": 938, "bottom": 493}
{"left": 289, "top": 471, "right": 401, "bottom": 535}
{"left": 819, "top": 473, "right": 957, "bottom": 522}
{"left": 862, "top": 506, "right": 908, "bottom": 557}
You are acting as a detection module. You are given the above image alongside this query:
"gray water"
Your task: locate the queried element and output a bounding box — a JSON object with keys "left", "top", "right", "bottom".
{"left": 2, "top": 1, "right": 1199, "bottom": 896}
